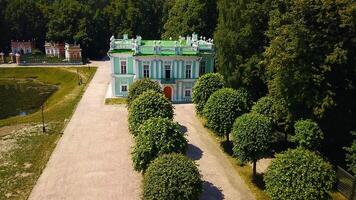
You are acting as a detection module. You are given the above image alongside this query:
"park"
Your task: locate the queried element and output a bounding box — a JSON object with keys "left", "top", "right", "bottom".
{"left": 0, "top": 0, "right": 355, "bottom": 200}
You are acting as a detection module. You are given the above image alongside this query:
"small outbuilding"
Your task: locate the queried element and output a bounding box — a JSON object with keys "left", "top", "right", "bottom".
{"left": 11, "top": 40, "right": 35, "bottom": 54}
{"left": 44, "top": 42, "right": 65, "bottom": 58}
{"left": 65, "top": 43, "right": 82, "bottom": 62}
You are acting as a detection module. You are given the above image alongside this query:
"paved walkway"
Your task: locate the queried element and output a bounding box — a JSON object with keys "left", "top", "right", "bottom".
{"left": 175, "top": 104, "right": 255, "bottom": 200}
{"left": 29, "top": 61, "right": 141, "bottom": 200}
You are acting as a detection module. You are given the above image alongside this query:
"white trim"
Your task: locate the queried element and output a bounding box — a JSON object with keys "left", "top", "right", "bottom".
{"left": 120, "top": 84, "right": 128, "bottom": 93}
{"left": 112, "top": 74, "right": 135, "bottom": 78}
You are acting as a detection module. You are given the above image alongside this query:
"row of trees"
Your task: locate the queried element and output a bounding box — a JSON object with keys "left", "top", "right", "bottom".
{"left": 192, "top": 73, "right": 336, "bottom": 199}
{"left": 127, "top": 79, "right": 203, "bottom": 200}
{"left": 214, "top": 0, "right": 356, "bottom": 167}
{"left": 0, "top": 0, "right": 216, "bottom": 58}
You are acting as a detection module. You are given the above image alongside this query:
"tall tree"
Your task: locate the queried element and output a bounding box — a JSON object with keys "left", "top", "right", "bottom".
{"left": 265, "top": 0, "right": 356, "bottom": 162}
{"left": 5, "top": 0, "right": 46, "bottom": 47}
{"left": 0, "top": 0, "right": 9, "bottom": 52}
{"left": 46, "top": 0, "right": 94, "bottom": 58}
{"left": 162, "top": 0, "right": 215, "bottom": 39}
{"left": 214, "top": 0, "right": 271, "bottom": 100}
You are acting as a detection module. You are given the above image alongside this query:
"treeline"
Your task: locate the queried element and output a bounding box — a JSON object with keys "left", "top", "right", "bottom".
{"left": 0, "top": 0, "right": 216, "bottom": 58}
{"left": 214, "top": 0, "right": 356, "bottom": 167}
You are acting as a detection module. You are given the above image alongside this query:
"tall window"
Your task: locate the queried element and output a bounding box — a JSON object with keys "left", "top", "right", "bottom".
{"left": 121, "top": 61, "right": 127, "bottom": 74}
{"left": 200, "top": 61, "right": 206, "bottom": 76}
{"left": 165, "top": 65, "right": 171, "bottom": 79}
{"left": 186, "top": 64, "right": 192, "bottom": 78}
{"left": 143, "top": 64, "right": 150, "bottom": 78}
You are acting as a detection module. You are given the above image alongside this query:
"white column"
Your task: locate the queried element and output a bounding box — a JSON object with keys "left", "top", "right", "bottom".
{"left": 112, "top": 77, "right": 116, "bottom": 97}
{"left": 178, "top": 82, "right": 182, "bottom": 101}
{"left": 179, "top": 61, "right": 182, "bottom": 78}
{"left": 196, "top": 60, "right": 200, "bottom": 78}
{"left": 134, "top": 59, "right": 139, "bottom": 80}
{"left": 158, "top": 60, "right": 162, "bottom": 78}
{"left": 174, "top": 61, "right": 178, "bottom": 78}
{"left": 153, "top": 60, "right": 156, "bottom": 79}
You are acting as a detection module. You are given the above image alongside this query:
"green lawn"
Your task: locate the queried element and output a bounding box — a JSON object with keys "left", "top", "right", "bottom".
{"left": 105, "top": 97, "right": 127, "bottom": 105}
{"left": 0, "top": 67, "right": 96, "bottom": 200}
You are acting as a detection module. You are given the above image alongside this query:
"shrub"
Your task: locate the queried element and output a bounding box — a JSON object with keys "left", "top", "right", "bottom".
{"left": 232, "top": 113, "right": 273, "bottom": 177}
{"left": 293, "top": 119, "right": 324, "bottom": 150}
{"left": 131, "top": 117, "right": 187, "bottom": 172}
{"left": 127, "top": 78, "right": 162, "bottom": 107}
{"left": 143, "top": 154, "right": 203, "bottom": 200}
{"left": 192, "top": 73, "right": 224, "bottom": 115}
{"left": 264, "top": 148, "right": 335, "bottom": 200}
{"left": 128, "top": 90, "right": 173, "bottom": 136}
{"left": 203, "top": 88, "right": 249, "bottom": 141}
{"left": 251, "top": 96, "right": 274, "bottom": 119}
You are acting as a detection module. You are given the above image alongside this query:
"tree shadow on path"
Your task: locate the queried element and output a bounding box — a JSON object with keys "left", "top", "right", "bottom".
{"left": 200, "top": 181, "right": 225, "bottom": 200}
{"left": 187, "top": 143, "right": 203, "bottom": 160}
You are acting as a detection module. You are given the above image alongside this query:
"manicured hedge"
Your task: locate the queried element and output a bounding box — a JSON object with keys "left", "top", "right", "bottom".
{"left": 127, "top": 78, "right": 162, "bottom": 107}
{"left": 128, "top": 90, "right": 173, "bottom": 136}
{"left": 293, "top": 119, "right": 324, "bottom": 150}
{"left": 264, "top": 148, "right": 335, "bottom": 200}
{"left": 203, "top": 88, "right": 249, "bottom": 141}
{"left": 131, "top": 117, "right": 187, "bottom": 172}
{"left": 192, "top": 73, "right": 224, "bottom": 115}
{"left": 142, "top": 154, "right": 203, "bottom": 200}
{"left": 232, "top": 112, "right": 273, "bottom": 177}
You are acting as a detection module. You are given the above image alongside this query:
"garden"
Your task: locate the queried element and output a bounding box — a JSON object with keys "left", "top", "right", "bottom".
{"left": 126, "top": 78, "right": 203, "bottom": 200}
{"left": 191, "top": 73, "right": 348, "bottom": 200}
{"left": 0, "top": 67, "right": 96, "bottom": 200}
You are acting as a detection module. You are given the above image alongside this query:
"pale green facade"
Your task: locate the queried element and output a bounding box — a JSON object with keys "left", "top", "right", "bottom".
{"left": 108, "top": 34, "right": 214, "bottom": 102}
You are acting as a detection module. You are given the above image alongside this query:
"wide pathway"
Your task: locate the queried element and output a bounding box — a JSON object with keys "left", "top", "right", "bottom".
{"left": 175, "top": 104, "right": 255, "bottom": 200}
{"left": 29, "top": 61, "right": 141, "bottom": 200}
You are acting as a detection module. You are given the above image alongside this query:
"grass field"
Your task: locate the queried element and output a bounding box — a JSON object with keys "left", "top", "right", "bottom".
{"left": 0, "top": 67, "right": 96, "bottom": 200}
{"left": 105, "top": 97, "right": 127, "bottom": 105}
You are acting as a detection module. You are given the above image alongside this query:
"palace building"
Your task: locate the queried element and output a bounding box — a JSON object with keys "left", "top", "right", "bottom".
{"left": 108, "top": 34, "right": 214, "bottom": 102}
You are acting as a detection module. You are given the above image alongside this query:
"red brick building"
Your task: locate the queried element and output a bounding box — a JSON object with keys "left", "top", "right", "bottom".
{"left": 11, "top": 40, "right": 35, "bottom": 54}
{"left": 44, "top": 42, "right": 65, "bottom": 57}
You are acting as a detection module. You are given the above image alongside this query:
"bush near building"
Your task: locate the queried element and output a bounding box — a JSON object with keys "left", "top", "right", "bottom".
{"left": 232, "top": 113, "right": 273, "bottom": 178}
{"left": 128, "top": 90, "right": 173, "bottom": 136}
{"left": 293, "top": 119, "right": 324, "bottom": 150}
{"left": 142, "top": 154, "right": 203, "bottom": 200}
{"left": 203, "top": 88, "right": 249, "bottom": 141}
{"left": 131, "top": 117, "right": 187, "bottom": 172}
{"left": 127, "top": 78, "right": 162, "bottom": 107}
{"left": 264, "top": 148, "right": 335, "bottom": 200}
{"left": 192, "top": 73, "right": 224, "bottom": 115}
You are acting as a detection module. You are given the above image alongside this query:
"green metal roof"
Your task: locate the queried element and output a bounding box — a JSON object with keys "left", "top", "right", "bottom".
{"left": 109, "top": 34, "right": 214, "bottom": 56}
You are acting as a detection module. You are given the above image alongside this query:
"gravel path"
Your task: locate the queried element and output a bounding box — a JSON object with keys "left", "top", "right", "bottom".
{"left": 175, "top": 104, "right": 255, "bottom": 200}
{"left": 29, "top": 61, "right": 141, "bottom": 200}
